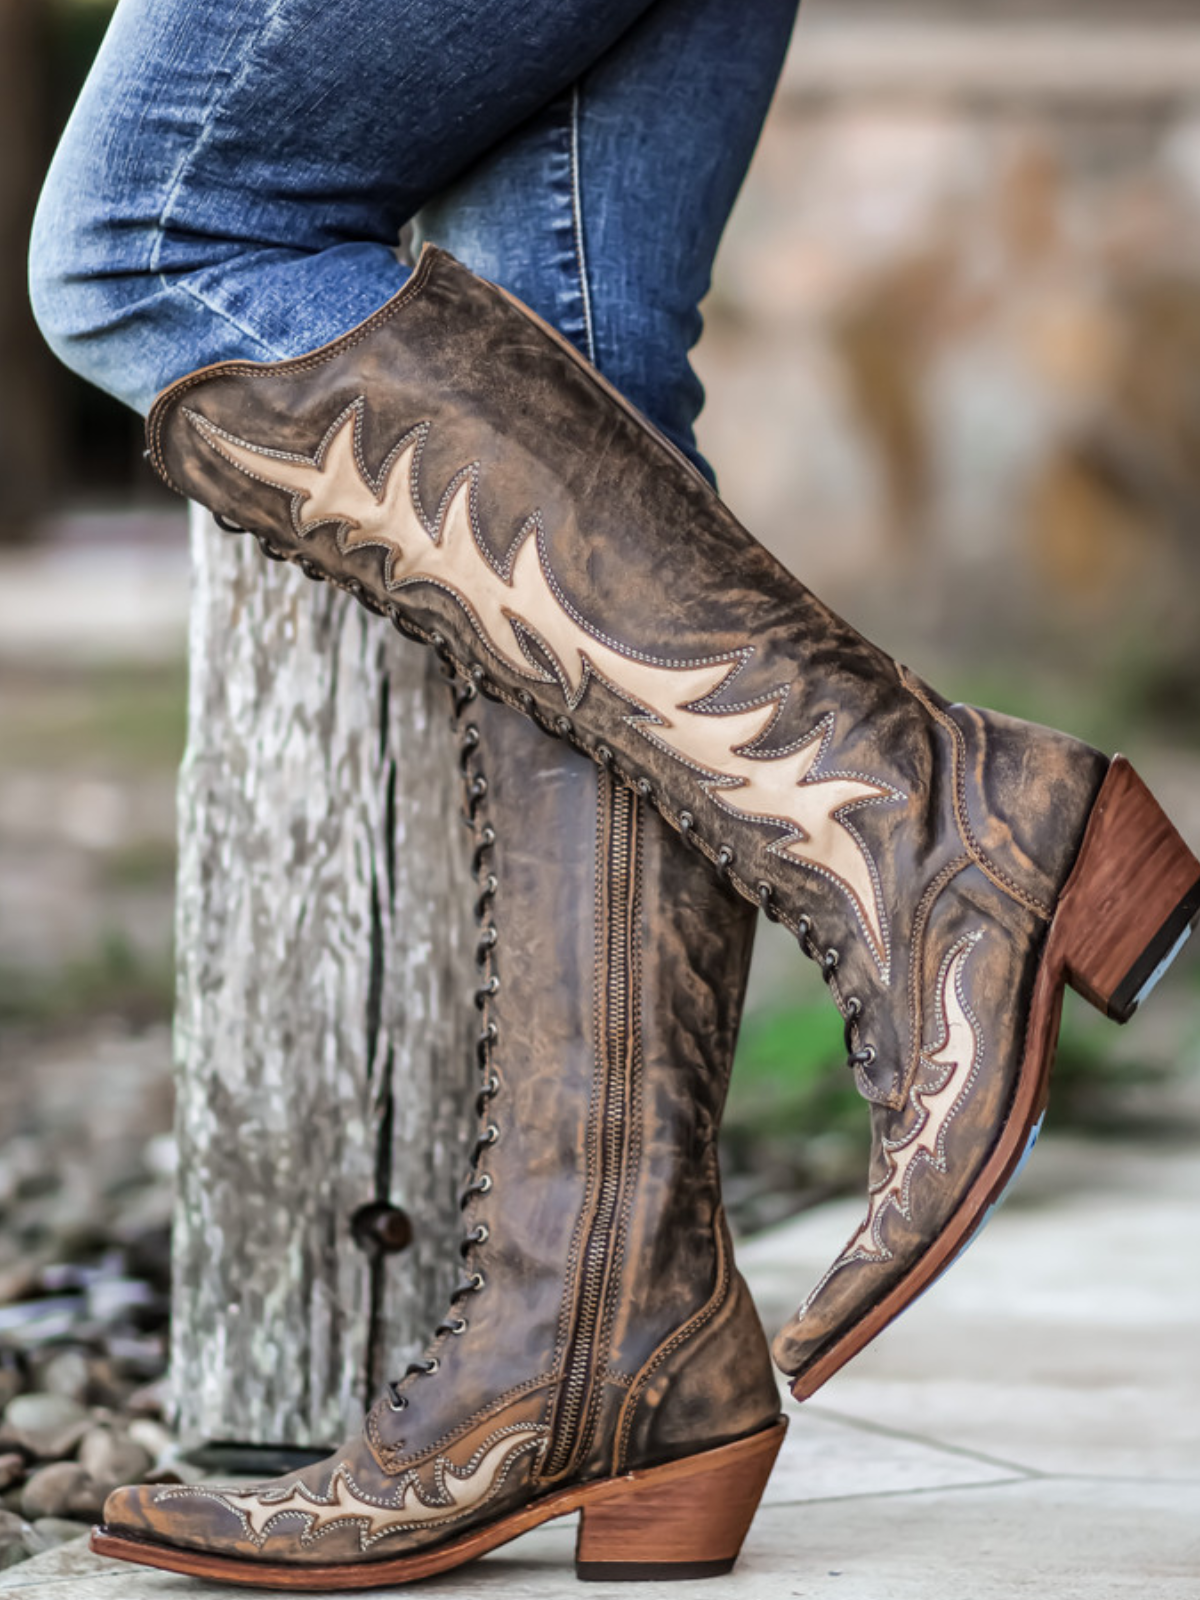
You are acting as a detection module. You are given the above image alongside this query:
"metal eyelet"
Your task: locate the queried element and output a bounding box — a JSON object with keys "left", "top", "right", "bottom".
{"left": 474, "top": 875, "right": 498, "bottom": 919}
{"left": 421, "top": 1357, "right": 439, "bottom": 1375}
{"left": 851, "top": 1044, "right": 877, "bottom": 1069}
{"left": 595, "top": 744, "right": 614, "bottom": 770}
{"left": 459, "top": 725, "right": 481, "bottom": 769}
{"left": 475, "top": 1022, "right": 498, "bottom": 1066}
{"left": 468, "top": 1272, "right": 486, "bottom": 1293}
{"left": 636, "top": 778, "right": 654, "bottom": 801}
{"left": 757, "top": 881, "right": 779, "bottom": 920}
{"left": 678, "top": 811, "right": 696, "bottom": 847}
{"left": 474, "top": 975, "right": 500, "bottom": 1008}
{"left": 555, "top": 716, "right": 573, "bottom": 738}
{"left": 823, "top": 947, "right": 840, "bottom": 974}
{"left": 448, "top": 1317, "right": 468, "bottom": 1335}
{"left": 387, "top": 1390, "right": 408, "bottom": 1413}
{"left": 459, "top": 1172, "right": 493, "bottom": 1208}
{"left": 716, "top": 845, "right": 735, "bottom": 876}
{"left": 463, "top": 1223, "right": 490, "bottom": 1249}
{"left": 470, "top": 666, "right": 501, "bottom": 700}
{"left": 471, "top": 823, "right": 497, "bottom": 868}
{"left": 796, "top": 915, "right": 812, "bottom": 945}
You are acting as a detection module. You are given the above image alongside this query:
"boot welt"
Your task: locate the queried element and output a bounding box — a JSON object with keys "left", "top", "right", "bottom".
{"left": 789, "top": 755, "right": 1200, "bottom": 1399}
{"left": 90, "top": 1418, "right": 787, "bottom": 1590}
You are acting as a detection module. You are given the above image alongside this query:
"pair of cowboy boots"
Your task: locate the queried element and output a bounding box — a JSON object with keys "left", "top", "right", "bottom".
{"left": 95, "top": 248, "right": 1200, "bottom": 1588}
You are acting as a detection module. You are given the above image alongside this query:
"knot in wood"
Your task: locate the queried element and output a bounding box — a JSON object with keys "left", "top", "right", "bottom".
{"left": 350, "top": 1201, "right": 414, "bottom": 1257}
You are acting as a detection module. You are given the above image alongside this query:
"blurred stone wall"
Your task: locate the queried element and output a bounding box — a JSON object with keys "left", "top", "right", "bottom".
{"left": 696, "top": 10, "right": 1200, "bottom": 729}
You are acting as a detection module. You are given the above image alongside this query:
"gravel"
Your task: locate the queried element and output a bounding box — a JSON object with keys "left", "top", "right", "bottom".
{"left": 0, "top": 1024, "right": 180, "bottom": 1569}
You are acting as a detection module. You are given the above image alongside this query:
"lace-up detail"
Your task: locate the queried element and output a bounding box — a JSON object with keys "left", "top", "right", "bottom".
{"left": 204, "top": 515, "right": 875, "bottom": 1086}
{"left": 386, "top": 679, "right": 499, "bottom": 1415}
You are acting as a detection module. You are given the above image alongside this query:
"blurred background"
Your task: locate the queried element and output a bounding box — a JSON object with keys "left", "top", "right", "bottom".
{"left": 0, "top": 0, "right": 1198, "bottom": 1510}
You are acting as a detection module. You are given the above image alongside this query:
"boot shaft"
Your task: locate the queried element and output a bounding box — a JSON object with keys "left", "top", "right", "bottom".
{"left": 369, "top": 684, "right": 774, "bottom": 1483}
{"left": 147, "top": 248, "right": 1109, "bottom": 1110}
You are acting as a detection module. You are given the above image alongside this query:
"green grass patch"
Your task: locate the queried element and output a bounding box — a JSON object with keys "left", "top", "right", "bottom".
{"left": 0, "top": 663, "right": 187, "bottom": 773}
{"left": 0, "top": 930, "right": 174, "bottom": 1030}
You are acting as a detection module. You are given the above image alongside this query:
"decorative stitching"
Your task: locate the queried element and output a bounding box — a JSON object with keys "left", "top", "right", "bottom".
{"left": 146, "top": 247, "right": 439, "bottom": 490}
{"left": 888, "top": 854, "right": 973, "bottom": 1109}
{"left": 794, "top": 931, "right": 986, "bottom": 1315}
{"left": 182, "top": 402, "right": 904, "bottom": 973}
{"left": 901, "top": 669, "right": 1053, "bottom": 921}
{"left": 368, "top": 1373, "right": 553, "bottom": 1475}
{"left": 158, "top": 1423, "right": 548, "bottom": 1552}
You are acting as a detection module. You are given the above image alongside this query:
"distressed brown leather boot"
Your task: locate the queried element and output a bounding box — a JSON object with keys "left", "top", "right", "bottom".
{"left": 139, "top": 245, "right": 1200, "bottom": 1403}
{"left": 93, "top": 691, "right": 785, "bottom": 1587}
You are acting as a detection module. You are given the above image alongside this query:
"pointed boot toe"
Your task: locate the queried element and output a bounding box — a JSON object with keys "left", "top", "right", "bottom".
{"left": 95, "top": 1475, "right": 263, "bottom": 1559}
{"left": 88, "top": 692, "right": 784, "bottom": 1590}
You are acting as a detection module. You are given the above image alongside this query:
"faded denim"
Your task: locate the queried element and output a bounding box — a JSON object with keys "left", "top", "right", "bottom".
{"left": 30, "top": 0, "right": 798, "bottom": 472}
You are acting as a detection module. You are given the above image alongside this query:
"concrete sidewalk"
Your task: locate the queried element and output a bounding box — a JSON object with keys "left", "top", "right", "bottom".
{"left": 3, "top": 1133, "right": 1196, "bottom": 1599}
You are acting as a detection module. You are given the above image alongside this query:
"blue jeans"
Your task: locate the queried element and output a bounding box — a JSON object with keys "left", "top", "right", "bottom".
{"left": 29, "top": 0, "right": 799, "bottom": 475}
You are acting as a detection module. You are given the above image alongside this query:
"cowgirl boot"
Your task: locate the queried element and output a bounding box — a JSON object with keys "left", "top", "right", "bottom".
{"left": 140, "top": 245, "right": 1200, "bottom": 1400}
{"left": 93, "top": 690, "right": 785, "bottom": 1587}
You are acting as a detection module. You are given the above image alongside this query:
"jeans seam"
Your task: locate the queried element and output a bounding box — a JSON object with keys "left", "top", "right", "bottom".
{"left": 568, "top": 84, "right": 596, "bottom": 367}
{"left": 148, "top": 0, "right": 284, "bottom": 289}
{"left": 171, "top": 278, "right": 289, "bottom": 363}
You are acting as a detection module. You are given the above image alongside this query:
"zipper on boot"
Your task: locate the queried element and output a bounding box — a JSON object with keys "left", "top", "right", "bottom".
{"left": 543, "top": 775, "right": 639, "bottom": 1479}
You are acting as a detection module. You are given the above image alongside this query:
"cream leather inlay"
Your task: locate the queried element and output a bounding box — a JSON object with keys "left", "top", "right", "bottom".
{"left": 837, "top": 932, "right": 983, "bottom": 1269}
{"left": 186, "top": 402, "right": 903, "bottom": 968}
{"left": 169, "top": 1424, "right": 546, "bottom": 1550}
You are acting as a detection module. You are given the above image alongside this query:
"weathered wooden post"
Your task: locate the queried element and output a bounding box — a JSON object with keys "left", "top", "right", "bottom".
{"left": 170, "top": 508, "right": 476, "bottom": 1448}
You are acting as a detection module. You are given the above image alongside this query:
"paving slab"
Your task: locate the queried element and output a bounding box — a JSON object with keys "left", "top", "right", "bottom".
{"left": 3, "top": 1133, "right": 1195, "bottom": 1597}
{"left": 743, "top": 1134, "right": 1200, "bottom": 1480}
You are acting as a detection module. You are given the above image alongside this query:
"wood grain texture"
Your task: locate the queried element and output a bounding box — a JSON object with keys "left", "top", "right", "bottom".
{"left": 171, "top": 508, "right": 475, "bottom": 1447}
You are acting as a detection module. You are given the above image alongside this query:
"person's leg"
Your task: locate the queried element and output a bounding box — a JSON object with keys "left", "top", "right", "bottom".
{"left": 414, "top": 0, "right": 799, "bottom": 478}
{"left": 28, "top": 0, "right": 665, "bottom": 413}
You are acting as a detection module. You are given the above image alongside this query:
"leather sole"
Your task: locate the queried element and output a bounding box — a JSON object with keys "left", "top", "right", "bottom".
{"left": 789, "top": 755, "right": 1200, "bottom": 1400}
{"left": 90, "top": 1418, "right": 787, "bottom": 1590}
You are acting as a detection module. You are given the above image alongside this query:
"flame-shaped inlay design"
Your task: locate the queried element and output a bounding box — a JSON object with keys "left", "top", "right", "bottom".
{"left": 836, "top": 932, "right": 983, "bottom": 1270}
{"left": 158, "top": 1424, "right": 547, "bottom": 1551}
{"left": 186, "top": 400, "right": 904, "bottom": 969}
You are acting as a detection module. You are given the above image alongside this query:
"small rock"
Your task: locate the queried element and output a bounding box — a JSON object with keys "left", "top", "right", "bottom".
{"left": 86, "top": 1277, "right": 157, "bottom": 1326}
{"left": 105, "top": 1332, "right": 166, "bottom": 1382}
{"left": 0, "top": 1263, "right": 41, "bottom": 1307}
{"left": 78, "top": 1427, "right": 152, "bottom": 1492}
{"left": 0, "top": 1507, "right": 44, "bottom": 1569}
{"left": 20, "top": 1462, "right": 101, "bottom": 1522}
{"left": 0, "top": 1351, "right": 24, "bottom": 1414}
{"left": 127, "top": 1418, "right": 172, "bottom": 1463}
{"left": 30, "top": 1516, "right": 89, "bottom": 1549}
{"left": 36, "top": 1349, "right": 92, "bottom": 1406}
{"left": 0, "top": 1453, "right": 26, "bottom": 1492}
{"left": 124, "top": 1379, "right": 167, "bottom": 1419}
{"left": 80, "top": 1356, "right": 129, "bottom": 1411}
{"left": 1, "top": 1392, "right": 89, "bottom": 1461}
